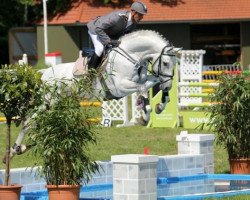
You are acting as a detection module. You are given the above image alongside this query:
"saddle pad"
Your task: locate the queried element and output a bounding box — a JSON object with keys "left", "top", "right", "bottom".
{"left": 73, "top": 57, "right": 88, "bottom": 76}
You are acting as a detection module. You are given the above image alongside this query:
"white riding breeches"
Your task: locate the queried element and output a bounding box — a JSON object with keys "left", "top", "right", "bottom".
{"left": 88, "top": 31, "right": 104, "bottom": 57}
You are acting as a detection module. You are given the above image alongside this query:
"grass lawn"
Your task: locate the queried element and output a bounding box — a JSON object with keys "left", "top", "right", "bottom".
{"left": 0, "top": 124, "right": 229, "bottom": 172}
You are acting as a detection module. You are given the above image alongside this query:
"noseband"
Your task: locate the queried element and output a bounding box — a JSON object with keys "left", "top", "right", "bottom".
{"left": 151, "top": 45, "right": 176, "bottom": 80}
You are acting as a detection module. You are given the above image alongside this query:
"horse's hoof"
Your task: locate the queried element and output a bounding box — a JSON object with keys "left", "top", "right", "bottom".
{"left": 136, "top": 117, "right": 148, "bottom": 126}
{"left": 12, "top": 144, "right": 27, "bottom": 155}
{"left": 155, "top": 104, "right": 162, "bottom": 114}
{"left": 18, "top": 145, "right": 28, "bottom": 155}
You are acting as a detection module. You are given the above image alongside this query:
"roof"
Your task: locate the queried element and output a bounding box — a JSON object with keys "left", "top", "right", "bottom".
{"left": 44, "top": 0, "right": 250, "bottom": 25}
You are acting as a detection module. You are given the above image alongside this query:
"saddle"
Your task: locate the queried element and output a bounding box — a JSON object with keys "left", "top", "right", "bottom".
{"left": 73, "top": 48, "right": 107, "bottom": 76}
{"left": 72, "top": 56, "right": 88, "bottom": 76}
{"left": 72, "top": 48, "right": 92, "bottom": 76}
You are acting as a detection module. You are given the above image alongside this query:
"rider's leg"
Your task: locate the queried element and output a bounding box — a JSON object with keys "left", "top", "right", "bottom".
{"left": 88, "top": 53, "right": 101, "bottom": 69}
{"left": 88, "top": 31, "right": 104, "bottom": 69}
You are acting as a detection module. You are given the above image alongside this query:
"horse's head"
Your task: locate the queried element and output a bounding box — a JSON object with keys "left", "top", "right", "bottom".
{"left": 152, "top": 46, "right": 180, "bottom": 92}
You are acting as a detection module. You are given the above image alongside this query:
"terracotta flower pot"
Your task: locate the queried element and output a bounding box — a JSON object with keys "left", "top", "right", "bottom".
{"left": 46, "top": 185, "right": 80, "bottom": 200}
{"left": 229, "top": 158, "right": 250, "bottom": 174}
{"left": 0, "top": 184, "right": 22, "bottom": 200}
{"left": 111, "top": 0, "right": 119, "bottom": 3}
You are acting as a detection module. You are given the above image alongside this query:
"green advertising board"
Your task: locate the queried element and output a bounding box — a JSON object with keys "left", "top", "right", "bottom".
{"left": 180, "top": 111, "right": 210, "bottom": 130}
{"left": 147, "top": 68, "right": 178, "bottom": 128}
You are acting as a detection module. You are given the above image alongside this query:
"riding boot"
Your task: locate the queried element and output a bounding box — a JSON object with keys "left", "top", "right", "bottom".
{"left": 87, "top": 53, "right": 101, "bottom": 70}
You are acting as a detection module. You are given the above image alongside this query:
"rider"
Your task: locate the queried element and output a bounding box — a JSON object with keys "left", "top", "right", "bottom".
{"left": 86, "top": 1, "right": 147, "bottom": 70}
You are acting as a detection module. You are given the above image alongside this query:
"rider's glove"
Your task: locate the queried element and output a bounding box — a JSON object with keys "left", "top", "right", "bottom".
{"left": 107, "top": 40, "right": 121, "bottom": 48}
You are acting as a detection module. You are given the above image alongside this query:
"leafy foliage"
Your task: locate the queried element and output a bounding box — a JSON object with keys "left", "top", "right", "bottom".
{"left": 208, "top": 74, "right": 250, "bottom": 159}
{"left": 27, "top": 79, "right": 99, "bottom": 185}
{"left": 0, "top": 64, "right": 42, "bottom": 122}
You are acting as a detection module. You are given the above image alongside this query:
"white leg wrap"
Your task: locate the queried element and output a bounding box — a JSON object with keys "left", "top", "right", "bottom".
{"left": 142, "top": 105, "right": 152, "bottom": 122}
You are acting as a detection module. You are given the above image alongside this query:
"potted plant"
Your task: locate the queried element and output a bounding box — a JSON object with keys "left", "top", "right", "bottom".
{"left": 207, "top": 73, "right": 250, "bottom": 174}
{"left": 26, "top": 79, "right": 99, "bottom": 200}
{"left": 0, "top": 64, "right": 42, "bottom": 199}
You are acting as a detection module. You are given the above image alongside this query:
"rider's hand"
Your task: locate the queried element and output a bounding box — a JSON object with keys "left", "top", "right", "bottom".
{"left": 108, "top": 40, "right": 121, "bottom": 48}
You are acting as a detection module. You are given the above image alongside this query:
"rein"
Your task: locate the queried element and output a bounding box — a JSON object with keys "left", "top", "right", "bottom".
{"left": 113, "top": 47, "right": 139, "bottom": 66}
{"left": 113, "top": 45, "right": 175, "bottom": 78}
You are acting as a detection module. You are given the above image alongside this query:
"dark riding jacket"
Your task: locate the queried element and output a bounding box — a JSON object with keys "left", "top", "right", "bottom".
{"left": 87, "top": 10, "right": 137, "bottom": 45}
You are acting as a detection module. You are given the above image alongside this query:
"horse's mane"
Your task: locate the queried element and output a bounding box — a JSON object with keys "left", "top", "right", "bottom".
{"left": 121, "top": 30, "right": 169, "bottom": 45}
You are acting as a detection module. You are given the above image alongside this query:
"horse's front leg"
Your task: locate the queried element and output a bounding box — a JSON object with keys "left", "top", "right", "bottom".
{"left": 117, "top": 74, "right": 159, "bottom": 95}
{"left": 135, "top": 75, "right": 160, "bottom": 125}
{"left": 155, "top": 90, "right": 170, "bottom": 114}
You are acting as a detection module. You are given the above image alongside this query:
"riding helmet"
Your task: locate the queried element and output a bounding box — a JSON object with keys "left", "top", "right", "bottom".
{"left": 131, "top": 1, "right": 147, "bottom": 15}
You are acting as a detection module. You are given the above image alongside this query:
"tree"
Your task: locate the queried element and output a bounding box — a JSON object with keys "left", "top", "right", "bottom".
{"left": 0, "top": 64, "right": 42, "bottom": 185}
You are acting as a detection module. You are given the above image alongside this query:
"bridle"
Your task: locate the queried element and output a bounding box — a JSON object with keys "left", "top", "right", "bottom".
{"left": 151, "top": 45, "right": 176, "bottom": 81}
{"left": 113, "top": 45, "right": 176, "bottom": 81}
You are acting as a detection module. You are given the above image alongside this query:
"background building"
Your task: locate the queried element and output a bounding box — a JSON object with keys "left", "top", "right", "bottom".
{"left": 36, "top": 0, "right": 250, "bottom": 69}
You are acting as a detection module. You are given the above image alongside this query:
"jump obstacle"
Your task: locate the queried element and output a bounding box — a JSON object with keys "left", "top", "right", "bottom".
{"left": 147, "top": 50, "right": 250, "bottom": 129}
{"left": 0, "top": 102, "right": 102, "bottom": 124}
{"left": 89, "top": 50, "right": 248, "bottom": 129}
{"left": 0, "top": 97, "right": 141, "bottom": 127}
{"left": 97, "top": 50, "right": 245, "bottom": 128}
